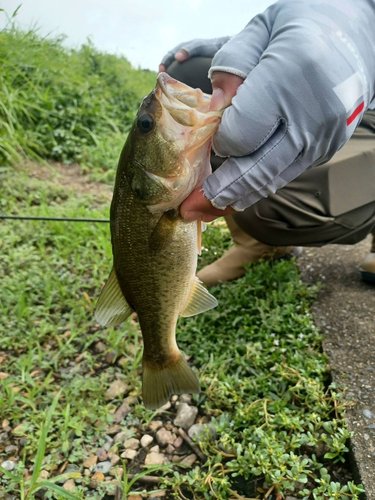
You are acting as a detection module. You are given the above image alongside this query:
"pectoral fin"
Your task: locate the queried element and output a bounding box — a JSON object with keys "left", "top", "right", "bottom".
{"left": 180, "top": 277, "right": 218, "bottom": 318}
{"left": 95, "top": 268, "right": 132, "bottom": 326}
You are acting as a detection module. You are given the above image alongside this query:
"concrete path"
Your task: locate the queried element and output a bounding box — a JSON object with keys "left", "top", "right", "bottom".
{"left": 298, "top": 236, "right": 375, "bottom": 498}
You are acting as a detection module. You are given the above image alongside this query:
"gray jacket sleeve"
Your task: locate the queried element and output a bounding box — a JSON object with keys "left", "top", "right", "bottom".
{"left": 203, "top": 0, "right": 375, "bottom": 211}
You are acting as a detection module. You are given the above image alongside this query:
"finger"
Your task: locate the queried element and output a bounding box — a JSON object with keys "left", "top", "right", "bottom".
{"left": 175, "top": 49, "right": 189, "bottom": 62}
{"left": 209, "top": 72, "right": 244, "bottom": 110}
{"left": 159, "top": 64, "right": 166, "bottom": 73}
{"left": 209, "top": 88, "right": 225, "bottom": 111}
{"left": 180, "top": 187, "right": 235, "bottom": 222}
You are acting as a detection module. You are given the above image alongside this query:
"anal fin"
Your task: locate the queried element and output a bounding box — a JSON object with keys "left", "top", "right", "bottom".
{"left": 95, "top": 268, "right": 132, "bottom": 327}
{"left": 180, "top": 277, "right": 218, "bottom": 318}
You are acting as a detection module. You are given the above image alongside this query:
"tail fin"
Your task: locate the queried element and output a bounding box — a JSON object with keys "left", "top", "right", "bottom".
{"left": 142, "top": 353, "right": 200, "bottom": 410}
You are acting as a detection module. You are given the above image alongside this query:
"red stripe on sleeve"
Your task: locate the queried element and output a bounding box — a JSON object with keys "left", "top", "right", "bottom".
{"left": 347, "top": 101, "right": 365, "bottom": 126}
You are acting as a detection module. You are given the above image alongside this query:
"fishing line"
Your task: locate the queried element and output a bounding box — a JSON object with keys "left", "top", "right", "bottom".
{"left": 0, "top": 215, "right": 110, "bottom": 223}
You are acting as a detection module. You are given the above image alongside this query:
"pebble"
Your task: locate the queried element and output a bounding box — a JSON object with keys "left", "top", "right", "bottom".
{"left": 105, "top": 380, "right": 128, "bottom": 400}
{"left": 145, "top": 452, "right": 166, "bottom": 465}
{"left": 5, "top": 445, "right": 17, "bottom": 454}
{"left": 107, "top": 424, "right": 122, "bottom": 435}
{"left": 63, "top": 479, "right": 75, "bottom": 492}
{"left": 83, "top": 455, "right": 98, "bottom": 468}
{"left": 150, "top": 491, "right": 166, "bottom": 498}
{"left": 114, "top": 431, "right": 128, "bottom": 443}
{"left": 180, "top": 454, "right": 197, "bottom": 467}
{"left": 1, "top": 461, "right": 15, "bottom": 471}
{"left": 103, "top": 435, "right": 114, "bottom": 451}
{"left": 114, "top": 402, "right": 131, "bottom": 423}
{"left": 149, "top": 420, "right": 163, "bottom": 432}
{"left": 97, "top": 448, "right": 108, "bottom": 461}
{"left": 188, "top": 423, "right": 217, "bottom": 441}
{"left": 84, "top": 469, "right": 91, "bottom": 477}
{"left": 0, "top": 432, "right": 8, "bottom": 444}
{"left": 285, "top": 497, "right": 299, "bottom": 500}
{"left": 94, "top": 461, "right": 112, "bottom": 474}
{"left": 173, "top": 436, "right": 183, "bottom": 449}
{"left": 140, "top": 434, "right": 154, "bottom": 448}
{"left": 171, "top": 395, "right": 178, "bottom": 403}
{"left": 111, "top": 454, "right": 120, "bottom": 466}
{"left": 94, "top": 342, "right": 106, "bottom": 353}
{"left": 2, "top": 420, "right": 9, "bottom": 428}
{"left": 366, "top": 424, "right": 375, "bottom": 429}
{"left": 179, "top": 394, "right": 192, "bottom": 404}
{"left": 157, "top": 401, "right": 172, "bottom": 412}
{"left": 124, "top": 438, "right": 140, "bottom": 450}
{"left": 128, "top": 496, "right": 142, "bottom": 500}
{"left": 173, "top": 403, "right": 198, "bottom": 430}
{"left": 65, "top": 464, "right": 80, "bottom": 473}
{"left": 39, "top": 470, "right": 49, "bottom": 479}
{"left": 156, "top": 428, "right": 175, "bottom": 447}
{"left": 90, "top": 471, "right": 105, "bottom": 486}
{"left": 121, "top": 449, "right": 137, "bottom": 460}
{"left": 166, "top": 444, "right": 175, "bottom": 454}
{"left": 0, "top": 373, "right": 9, "bottom": 380}
{"left": 150, "top": 445, "right": 160, "bottom": 453}
{"left": 363, "top": 409, "right": 374, "bottom": 419}
{"left": 110, "top": 467, "right": 123, "bottom": 477}
{"left": 105, "top": 350, "right": 117, "bottom": 364}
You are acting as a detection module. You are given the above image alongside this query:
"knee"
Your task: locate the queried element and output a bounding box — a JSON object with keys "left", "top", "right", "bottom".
{"left": 166, "top": 57, "right": 213, "bottom": 94}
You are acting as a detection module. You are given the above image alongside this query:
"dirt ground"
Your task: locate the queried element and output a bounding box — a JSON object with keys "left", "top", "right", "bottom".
{"left": 298, "top": 236, "right": 375, "bottom": 499}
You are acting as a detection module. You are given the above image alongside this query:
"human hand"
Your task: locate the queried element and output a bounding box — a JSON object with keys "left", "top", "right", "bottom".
{"left": 200, "top": 0, "right": 375, "bottom": 213}
{"left": 180, "top": 71, "right": 244, "bottom": 223}
{"left": 158, "top": 36, "right": 230, "bottom": 74}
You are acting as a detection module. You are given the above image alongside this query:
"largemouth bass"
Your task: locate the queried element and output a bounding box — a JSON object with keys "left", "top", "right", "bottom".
{"left": 95, "top": 73, "right": 223, "bottom": 409}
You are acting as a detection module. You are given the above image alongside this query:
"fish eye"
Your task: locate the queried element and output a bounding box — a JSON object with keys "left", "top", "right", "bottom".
{"left": 137, "top": 114, "right": 154, "bottom": 134}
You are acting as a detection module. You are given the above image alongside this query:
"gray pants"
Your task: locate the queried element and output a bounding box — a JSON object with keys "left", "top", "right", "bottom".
{"left": 168, "top": 58, "right": 375, "bottom": 247}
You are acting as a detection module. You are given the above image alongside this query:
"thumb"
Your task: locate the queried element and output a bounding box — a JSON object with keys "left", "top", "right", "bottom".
{"left": 209, "top": 72, "right": 245, "bottom": 111}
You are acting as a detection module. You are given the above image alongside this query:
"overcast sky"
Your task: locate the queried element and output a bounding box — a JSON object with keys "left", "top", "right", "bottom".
{"left": 1, "top": 0, "right": 274, "bottom": 70}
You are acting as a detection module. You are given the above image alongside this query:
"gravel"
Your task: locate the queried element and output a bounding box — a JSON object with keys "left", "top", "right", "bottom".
{"left": 173, "top": 403, "right": 198, "bottom": 430}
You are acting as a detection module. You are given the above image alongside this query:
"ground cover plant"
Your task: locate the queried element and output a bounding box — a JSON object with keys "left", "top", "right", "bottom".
{"left": 0, "top": 166, "right": 364, "bottom": 499}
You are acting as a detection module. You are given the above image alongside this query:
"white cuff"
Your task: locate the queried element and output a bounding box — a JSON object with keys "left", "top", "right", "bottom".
{"left": 208, "top": 66, "right": 247, "bottom": 80}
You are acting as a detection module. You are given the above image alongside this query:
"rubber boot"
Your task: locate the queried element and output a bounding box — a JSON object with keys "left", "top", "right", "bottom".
{"left": 198, "top": 214, "right": 300, "bottom": 286}
{"left": 360, "top": 230, "right": 375, "bottom": 284}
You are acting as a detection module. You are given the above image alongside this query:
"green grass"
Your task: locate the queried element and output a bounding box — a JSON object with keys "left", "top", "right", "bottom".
{"left": 0, "top": 17, "right": 156, "bottom": 180}
{"left": 0, "top": 166, "right": 364, "bottom": 499}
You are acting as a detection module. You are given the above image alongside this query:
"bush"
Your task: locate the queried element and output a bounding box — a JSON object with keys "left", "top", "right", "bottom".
{"left": 0, "top": 20, "right": 156, "bottom": 171}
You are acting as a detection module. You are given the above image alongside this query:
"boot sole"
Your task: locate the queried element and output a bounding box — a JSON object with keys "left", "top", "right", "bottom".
{"left": 360, "top": 270, "right": 375, "bottom": 284}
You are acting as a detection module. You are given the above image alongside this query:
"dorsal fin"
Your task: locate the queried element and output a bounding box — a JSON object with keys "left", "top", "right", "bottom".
{"left": 95, "top": 268, "right": 132, "bottom": 326}
{"left": 180, "top": 277, "right": 218, "bottom": 318}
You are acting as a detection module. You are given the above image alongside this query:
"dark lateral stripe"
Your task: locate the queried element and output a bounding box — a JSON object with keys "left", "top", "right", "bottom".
{"left": 347, "top": 101, "right": 365, "bottom": 126}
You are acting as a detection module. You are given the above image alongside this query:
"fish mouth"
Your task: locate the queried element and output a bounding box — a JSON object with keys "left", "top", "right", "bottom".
{"left": 157, "top": 72, "right": 211, "bottom": 113}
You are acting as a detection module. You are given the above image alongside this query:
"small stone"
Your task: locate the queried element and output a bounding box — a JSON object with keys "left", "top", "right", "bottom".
{"left": 111, "top": 454, "right": 120, "bottom": 466}
{"left": 157, "top": 401, "right": 171, "bottom": 412}
{"left": 2, "top": 420, "right": 9, "bottom": 428}
{"left": 150, "top": 491, "right": 166, "bottom": 498}
{"left": 0, "top": 373, "right": 9, "bottom": 380}
{"left": 84, "top": 469, "right": 91, "bottom": 476}
{"left": 97, "top": 448, "right": 108, "bottom": 461}
{"left": 90, "top": 471, "right": 105, "bottom": 486}
{"left": 363, "top": 409, "right": 374, "bottom": 419}
{"left": 63, "top": 479, "right": 75, "bottom": 492}
{"left": 83, "top": 455, "right": 98, "bottom": 468}
{"left": 103, "top": 435, "right": 114, "bottom": 452}
{"left": 180, "top": 454, "right": 197, "bottom": 467}
{"left": 107, "top": 424, "right": 122, "bottom": 435}
{"left": 128, "top": 496, "right": 143, "bottom": 500}
{"left": 114, "top": 402, "right": 131, "bottom": 423}
{"left": 19, "top": 437, "right": 27, "bottom": 447}
{"left": 156, "top": 428, "right": 175, "bottom": 447}
{"left": 366, "top": 424, "right": 375, "bottom": 429}
{"left": 150, "top": 445, "right": 160, "bottom": 453}
{"left": 39, "top": 470, "right": 49, "bottom": 479}
{"left": 5, "top": 445, "right": 17, "bottom": 454}
{"left": 145, "top": 452, "right": 166, "bottom": 465}
{"left": 172, "top": 455, "right": 182, "bottom": 463}
{"left": 140, "top": 434, "right": 154, "bottom": 448}
{"left": 1, "top": 461, "right": 15, "bottom": 471}
{"left": 149, "top": 420, "right": 163, "bottom": 432}
{"left": 117, "top": 356, "right": 128, "bottom": 368}
{"left": 65, "top": 464, "right": 80, "bottom": 473}
{"left": 171, "top": 395, "right": 178, "bottom": 403}
{"left": 94, "top": 342, "right": 106, "bottom": 353}
{"left": 124, "top": 438, "right": 140, "bottom": 450}
{"left": 188, "top": 423, "right": 217, "bottom": 442}
{"left": 114, "top": 431, "right": 128, "bottom": 444}
{"left": 285, "top": 497, "right": 298, "bottom": 500}
{"left": 166, "top": 444, "right": 175, "bottom": 454}
{"left": 109, "top": 467, "right": 123, "bottom": 477}
{"left": 105, "top": 380, "right": 128, "bottom": 401}
{"left": 94, "top": 461, "right": 112, "bottom": 474}
{"left": 173, "top": 403, "right": 198, "bottom": 430}
{"left": 173, "top": 437, "right": 183, "bottom": 449}
{"left": 121, "top": 449, "right": 137, "bottom": 460}
{"left": 0, "top": 432, "right": 8, "bottom": 444}
{"left": 105, "top": 350, "right": 117, "bottom": 364}
{"left": 364, "top": 433, "right": 370, "bottom": 441}
{"left": 179, "top": 394, "right": 192, "bottom": 404}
